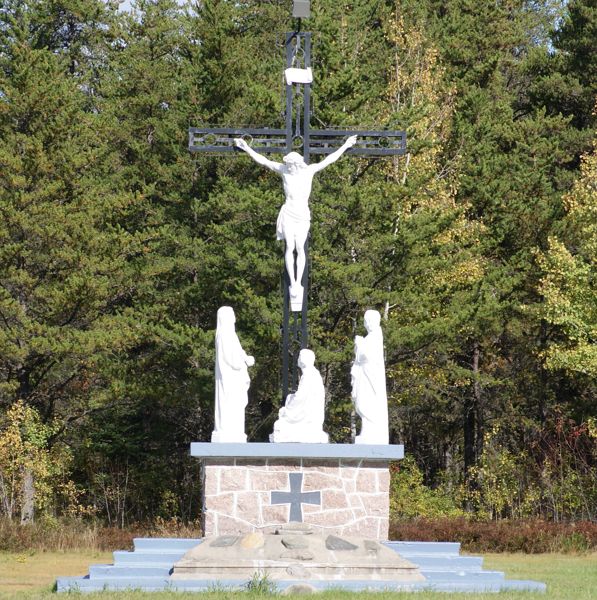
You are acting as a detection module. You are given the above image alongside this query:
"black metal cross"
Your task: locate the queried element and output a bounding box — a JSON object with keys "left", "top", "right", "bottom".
{"left": 189, "top": 24, "right": 407, "bottom": 403}
{"left": 270, "top": 472, "right": 321, "bottom": 522}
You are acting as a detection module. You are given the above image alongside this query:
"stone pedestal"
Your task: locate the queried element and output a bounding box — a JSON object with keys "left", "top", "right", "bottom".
{"left": 191, "top": 443, "right": 403, "bottom": 540}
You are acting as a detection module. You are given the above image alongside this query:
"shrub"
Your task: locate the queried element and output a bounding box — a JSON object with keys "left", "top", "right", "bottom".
{"left": 389, "top": 517, "right": 597, "bottom": 553}
{"left": 390, "top": 457, "right": 465, "bottom": 520}
{"left": 0, "top": 516, "right": 201, "bottom": 552}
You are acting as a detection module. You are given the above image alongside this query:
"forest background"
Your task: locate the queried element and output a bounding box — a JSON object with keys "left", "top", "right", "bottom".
{"left": 0, "top": 0, "right": 595, "bottom": 536}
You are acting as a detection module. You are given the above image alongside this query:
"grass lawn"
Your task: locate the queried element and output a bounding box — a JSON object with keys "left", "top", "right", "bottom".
{"left": 0, "top": 551, "right": 595, "bottom": 599}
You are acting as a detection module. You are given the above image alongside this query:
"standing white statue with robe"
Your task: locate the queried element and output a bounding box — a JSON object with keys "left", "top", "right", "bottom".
{"left": 212, "top": 306, "right": 255, "bottom": 443}
{"left": 234, "top": 136, "right": 357, "bottom": 311}
{"left": 270, "top": 349, "right": 328, "bottom": 443}
{"left": 351, "top": 310, "right": 389, "bottom": 444}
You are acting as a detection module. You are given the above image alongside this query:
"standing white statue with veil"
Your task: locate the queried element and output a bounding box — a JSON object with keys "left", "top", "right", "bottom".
{"left": 234, "top": 135, "right": 357, "bottom": 311}
{"left": 351, "top": 310, "right": 389, "bottom": 444}
{"left": 212, "top": 306, "right": 255, "bottom": 443}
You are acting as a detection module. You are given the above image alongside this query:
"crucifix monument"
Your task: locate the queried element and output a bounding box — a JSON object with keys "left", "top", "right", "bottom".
{"left": 55, "top": 3, "right": 545, "bottom": 594}
{"left": 189, "top": 10, "right": 406, "bottom": 401}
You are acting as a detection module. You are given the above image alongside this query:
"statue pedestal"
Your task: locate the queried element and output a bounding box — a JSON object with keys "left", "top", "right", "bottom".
{"left": 191, "top": 443, "right": 403, "bottom": 540}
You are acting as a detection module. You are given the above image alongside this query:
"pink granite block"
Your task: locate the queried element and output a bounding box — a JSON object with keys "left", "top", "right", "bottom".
{"left": 321, "top": 489, "right": 349, "bottom": 510}
{"left": 219, "top": 468, "right": 248, "bottom": 492}
{"left": 361, "top": 493, "right": 389, "bottom": 516}
{"left": 377, "top": 469, "right": 390, "bottom": 493}
{"left": 202, "top": 468, "right": 219, "bottom": 495}
{"left": 236, "top": 492, "right": 261, "bottom": 523}
{"left": 302, "top": 460, "right": 340, "bottom": 471}
{"left": 305, "top": 509, "right": 356, "bottom": 527}
{"left": 348, "top": 493, "right": 365, "bottom": 509}
{"left": 302, "top": 503, "right": 321, "bottom": 514}
{"left": 303, "top": 472, "right": 343, "bottom": 491}
{"left": 355, "top": 469, "right": 377, "bottom": 492}
{"left": 202, "top": 511, "right": 216, "bottom": 537}
{"left": 249, "top": 471, "right": 289, "bottom": 491}
{"left": 340, "top": 467, "right": 358, "bottom": 480}
{"left": 204, "top": 492, "right": 235, "bottom": 515}
{"left": 343, "top": 479, "right": 356, "bottom": 493}
{"left": 217, "top": 514, "right": 255, "bottom": 536}
{"left": 262, "top": 503, "right": 289, "bottom": 524}
{"left": 340, "top": 517, "right": 381, "bottom": 538}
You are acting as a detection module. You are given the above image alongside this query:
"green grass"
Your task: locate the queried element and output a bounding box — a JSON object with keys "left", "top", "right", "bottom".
{"left": 0, "top": 552, "right": 595, "bottom": 599}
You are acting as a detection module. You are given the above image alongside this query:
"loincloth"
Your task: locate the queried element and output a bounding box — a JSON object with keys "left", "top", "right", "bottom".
{"left": 276, "top": 204, "right": 311, "bottom": 241}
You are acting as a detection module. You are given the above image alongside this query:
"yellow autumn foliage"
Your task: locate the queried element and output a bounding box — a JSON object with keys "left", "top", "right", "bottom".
{"left": 0, "top": 401, "right": 65, "bottom": 519}
{"left": 539, "top": 135, "right": 597, "bottom": 376}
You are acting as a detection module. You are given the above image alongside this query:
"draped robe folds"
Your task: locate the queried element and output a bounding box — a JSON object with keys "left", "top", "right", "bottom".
{"left": 351, "top": 325, "right": 389, "bottom": 444}
{"left": 212, "top": 307, "right": 251, "bottom": 443}
{"left": 270, "top": 363, "right": 328, "bottom": 443}
{"left": 284, "top": 366, "right": 325, "bottom": 425}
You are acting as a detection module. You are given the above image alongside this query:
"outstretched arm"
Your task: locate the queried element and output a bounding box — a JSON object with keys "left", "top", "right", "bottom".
{"left": 234, "top": 138, "right": 284, "bottom": 173}
{"left": 310, "top": 135, "right": 357, "bottom": 174}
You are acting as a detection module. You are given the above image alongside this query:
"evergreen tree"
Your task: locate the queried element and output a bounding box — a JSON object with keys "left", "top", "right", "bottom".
{"left": 526, "top": 0, "right": 597, "bottom": 134}
{"left": 539, "top": 135, "right": 597, "bottom": 379}
{"left": 0, "top": 5, "right": 156, "bottom": 518}
{"left": 418, "top": 0, "right": 581, "bottom": 485}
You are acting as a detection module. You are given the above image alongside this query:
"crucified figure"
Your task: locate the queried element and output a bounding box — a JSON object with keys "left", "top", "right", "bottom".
{"left": 234, "top": 135, "right": 357, "bottom": 310}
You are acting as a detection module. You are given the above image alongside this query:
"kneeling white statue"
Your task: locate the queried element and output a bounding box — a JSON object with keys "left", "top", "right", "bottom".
{"left": 270, "top": 349, "right": 328, "bottom": 443}
{"left": 212, "top": 306, "right": 255, "bottom": 443}
{"left": 351, "top": 310, "right": 389, "bottom": 444}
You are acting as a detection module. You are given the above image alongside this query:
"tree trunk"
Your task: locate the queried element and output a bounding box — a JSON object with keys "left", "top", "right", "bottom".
{"left": 20, "top": 468, "right": 35, "bottom": 524}
{"left": 463, "top": 393, "right": 476, "bottom": 476}
{"left": 463, "top": 341, "right": 483, "bottom": 511}
{"left": 473, "top": 342, "right": 484, "bottom": 461}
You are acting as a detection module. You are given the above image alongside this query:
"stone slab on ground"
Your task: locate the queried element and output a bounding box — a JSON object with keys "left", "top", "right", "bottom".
{"left": 171, "top": 529, "right": 424, "bottom": 582}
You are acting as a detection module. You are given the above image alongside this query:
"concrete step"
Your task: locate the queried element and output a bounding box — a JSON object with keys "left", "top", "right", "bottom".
{"left": 112, "top": 550, "right": 186, "bottom": 565}
{"left": 89, "top": 564, "right": 172, "bottom": 578}
{"left": 385, "top": 541, "right": 461, "bottom": 555}
{"left": 394, "top": 554, "right": 484, "bottom": 570}
{"left": 133, "top": 537, "right": 201, "bottom": 552}
{"left": 56, "top": 576, "right": 170, "bottom": 593}
{"left": 421, "top": 569, "right": 505, "bottom": 582}
{"left": 56, "top": 576, "right": 546, "bottom": 594}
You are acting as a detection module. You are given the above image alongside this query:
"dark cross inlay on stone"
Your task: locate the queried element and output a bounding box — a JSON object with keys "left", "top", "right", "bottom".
{"left": 271, "top": 472, "right": 321, "bottom": 523}
{"left": 189, "top": 11, "right": 407, "bottom": 402}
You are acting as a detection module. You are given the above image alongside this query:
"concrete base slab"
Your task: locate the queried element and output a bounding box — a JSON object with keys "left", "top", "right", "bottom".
{"left": 55, "top": 536, "right": 547, "bottom": 593}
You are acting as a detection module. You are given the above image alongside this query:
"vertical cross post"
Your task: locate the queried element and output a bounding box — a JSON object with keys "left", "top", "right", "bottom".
{"left": 282, "top": 31, "right": 312, "bottom": 401}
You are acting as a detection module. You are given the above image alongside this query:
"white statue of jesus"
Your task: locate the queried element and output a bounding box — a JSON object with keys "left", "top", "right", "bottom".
{"left": 234, "top": 135, "right": 357, "bottom": 311}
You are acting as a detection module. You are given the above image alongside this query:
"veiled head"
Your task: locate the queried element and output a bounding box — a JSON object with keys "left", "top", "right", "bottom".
{"left": 216, "top": 306, "right": 236, "bottom": 331}
{"left": 298, "top": 348, "right": 315, "bottom": 369}
{"left": 364, "top": 309, "right": 381, "bottom": 332}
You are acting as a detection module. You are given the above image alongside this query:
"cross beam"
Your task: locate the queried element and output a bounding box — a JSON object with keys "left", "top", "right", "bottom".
{"left": 189, "top": 127, "right": 407, "bottom": 156}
